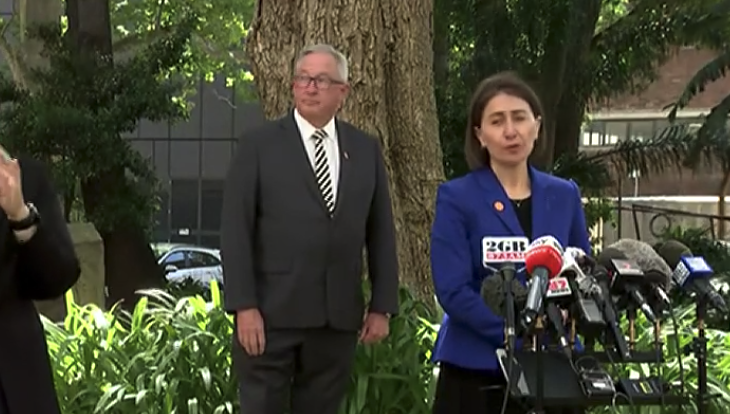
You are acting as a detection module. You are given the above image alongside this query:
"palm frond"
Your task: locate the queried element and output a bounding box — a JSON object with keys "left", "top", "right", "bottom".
{"left": 582, "top": 124, "right": 697, "bottom": 178}
{"left": 685, "top": 97, "right": 730, "bottom": 169}
{"left": 667, "top": 49, "right": 730, "bottom": 121}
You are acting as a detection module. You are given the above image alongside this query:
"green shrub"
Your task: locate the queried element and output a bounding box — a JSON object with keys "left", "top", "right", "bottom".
{"left": 44, "top": 283, "right": 437, "bottom": 414}
{"left": 588, "top": 303, "right": 730, "bottom": 414}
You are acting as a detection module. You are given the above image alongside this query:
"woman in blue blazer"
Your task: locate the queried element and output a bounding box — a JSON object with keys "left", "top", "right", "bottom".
{"left": 430, "top": 72, "right": 592, "bottom": 414}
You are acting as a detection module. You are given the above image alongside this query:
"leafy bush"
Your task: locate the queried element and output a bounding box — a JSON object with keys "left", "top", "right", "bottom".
{"left": 44, "top": 283, "right": 437, "bottom": 413}
{"left": 590, "top": 303, "right": 730, "bottom": 414}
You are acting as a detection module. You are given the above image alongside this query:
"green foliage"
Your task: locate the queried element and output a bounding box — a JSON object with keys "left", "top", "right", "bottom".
{"left": 590, "top": 304, "right": 730, "bottom": 414}
{"left": 111, "top": 0, "right": 256, "bottom": 100}
{"left": 342, "top": 288, "right": 438, "bottom": 414}
{"left": 0, "top": 21, "right": 194, "bottom": 231}
{"left": 436, "top": 0, "right": 730, "bottom": 174}
{"left": 46, "top": 283, "right": 437, "bottom": 413}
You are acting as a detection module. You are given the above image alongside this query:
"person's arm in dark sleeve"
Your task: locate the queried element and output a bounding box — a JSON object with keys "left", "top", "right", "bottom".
{"left": 16, "top": 158, "right": 80, "bottom": 300}
{"left": 365, "top": 138, "right": 399, "bottom": 316}
{"left": 431, "top": 183, "right": 505, "bottom": 348}
{"left": 220, "top": 134, "right": 259, "bottom": 313}
{"left": 568, "top": 180, "right": 591, "bottom": 255}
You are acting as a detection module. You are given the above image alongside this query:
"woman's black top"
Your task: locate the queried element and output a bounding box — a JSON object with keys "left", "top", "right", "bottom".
{"left": 511, "top": 197, "right": 532, "bottom": 240}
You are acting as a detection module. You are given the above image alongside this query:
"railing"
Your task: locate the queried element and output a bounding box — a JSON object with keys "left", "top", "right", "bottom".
{"left": 613, "top": 202, "right": 730, "bottom": 241}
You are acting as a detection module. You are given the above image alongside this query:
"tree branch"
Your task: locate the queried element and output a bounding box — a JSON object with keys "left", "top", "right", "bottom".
{"left": 0, "top": 15, "right": 28, "bottom": 89}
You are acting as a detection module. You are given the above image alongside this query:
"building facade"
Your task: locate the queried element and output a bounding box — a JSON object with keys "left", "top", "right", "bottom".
{"left": 582, "top": 47, "right": 730, "bottom": 197}
{"left": 126, "top": 79, "right": 266, "bottom": 248}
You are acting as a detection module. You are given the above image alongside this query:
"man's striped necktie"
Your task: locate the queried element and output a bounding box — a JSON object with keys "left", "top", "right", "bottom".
{"left": 312, "top": 129, "right": 335, "bottom": 216}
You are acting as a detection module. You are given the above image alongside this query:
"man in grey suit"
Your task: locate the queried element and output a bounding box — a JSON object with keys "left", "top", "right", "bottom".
{"left": 221, "top": 43, "right": 400, "bottom": 414}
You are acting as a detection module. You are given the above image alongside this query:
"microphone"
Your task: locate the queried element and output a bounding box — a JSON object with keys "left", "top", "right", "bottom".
{"left": 521, "top": 236, "right": 564, "bottom": 331}
{"left": 480, "top": 269, "right": 528, "bottom": 338}
{"left": 557, "top": 252, "right": 607, "bottom": 348}
{"left": 597, "top": 248, "right": 658, "bottom": 324}
{"left": 591, "top": 264, "right": 631, "bottom": 359}
{"left": 656, "top": 240, "right": 728, "bottom": 313}
{"left": 607, "top": 239, "right": 673, "bottom": 310}
{"left": 543, "top": 271, "right": 574, "bottom": 358}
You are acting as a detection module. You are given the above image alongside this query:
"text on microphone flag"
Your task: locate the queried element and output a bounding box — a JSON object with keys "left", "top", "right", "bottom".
{"left": 684, "top": 256, "right": 711, "bottom": 273}
{"left": 546, "top": 276, "right": 571, "bottom": 298}
{"left": 610, "top": 259, "right": 643, "bottom": 276}
{"left": 673, "top": 261, "right": 690, "bottom": 286}
{"left": 527, "top": 235, "right": 564, "bottom": 255}
{"left": 482, "top": 236, "right": 529, "bottom": 266}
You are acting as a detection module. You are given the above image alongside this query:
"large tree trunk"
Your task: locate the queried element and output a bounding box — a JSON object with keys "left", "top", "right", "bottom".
{"left": 66, "top": 0, "right": 165, "bottom": 310}
{"left": 246, "top": 0, "right": 444, "bottom": 302}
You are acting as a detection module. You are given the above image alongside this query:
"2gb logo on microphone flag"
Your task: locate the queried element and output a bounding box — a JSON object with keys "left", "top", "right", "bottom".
{"left": 482, "top": 237, "right": 529, "bottom": 266}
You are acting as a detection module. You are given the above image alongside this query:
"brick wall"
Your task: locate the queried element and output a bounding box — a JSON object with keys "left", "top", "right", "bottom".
{"left": 594, "top": 47, "right": 730, "bottom": 111}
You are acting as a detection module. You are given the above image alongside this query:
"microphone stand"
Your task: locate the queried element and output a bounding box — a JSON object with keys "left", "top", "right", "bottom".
{"left": 503, "top": 266, "right": 517, "bottom": 395}
{"left": 529, "top": 315, "right": 546, "bottom": 414}
{"left": 684, "top": 297, "right": 709, "bottom": 414}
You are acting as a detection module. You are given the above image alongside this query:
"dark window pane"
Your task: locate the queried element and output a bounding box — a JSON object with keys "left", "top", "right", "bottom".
{"left": 171, "top": 180, "right": 199, "bottom": 230}
{"left": 201, "top": 180, "right": 224, "bottom": 231}
{"left": 629, "top": 121, "right": 654, "bottom": 142}
{"left": 154, "top": 190, "right": 170, "bottom": 235}
{"left": 604, "top": 121, "right": 628, "bottom": 145}
{"left": 200, "top": 235, "right": 221, "bottom": 249}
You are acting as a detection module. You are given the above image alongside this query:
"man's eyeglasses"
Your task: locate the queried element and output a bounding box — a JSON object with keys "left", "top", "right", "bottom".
{"left": 293, "top": 75, "right": 344, "bottom": 90}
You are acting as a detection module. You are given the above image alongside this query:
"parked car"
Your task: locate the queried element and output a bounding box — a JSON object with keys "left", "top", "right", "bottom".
{"left": 155, "top": 244, "right": 224, "bottom": 287}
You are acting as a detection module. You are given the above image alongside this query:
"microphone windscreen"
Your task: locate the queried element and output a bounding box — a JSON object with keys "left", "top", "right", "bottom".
{"left": 596, "top": 247, "right": 627, "bottom": 269}
{"left": 655, "top": 240, "right": 692, "bottom": 269}
{"left": 481, "top": 275, "right": 506, "bottom": 317}
{"left": 512, "top": 279, "right": 528, "bottom": 305}
{"left": 480, "top": 275, "right": 527, "bottom": 318}
{"left": 607, "top": 239, "right": 673, "bottom": 291}
{"left": 657, "top": 240, "right": 692, "bottom": 269}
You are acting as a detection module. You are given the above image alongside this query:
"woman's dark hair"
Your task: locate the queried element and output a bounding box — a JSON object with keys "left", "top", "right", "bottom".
{"left": 464, "top": 71, "right": 544, "bottom": 170}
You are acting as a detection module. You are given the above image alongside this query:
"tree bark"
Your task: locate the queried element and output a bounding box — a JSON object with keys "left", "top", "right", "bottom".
{"left": 67, "top": 0, "right": 166, "bottom": 310}
{"left": 246, "top": 0, "right": 444, "bottom": 302}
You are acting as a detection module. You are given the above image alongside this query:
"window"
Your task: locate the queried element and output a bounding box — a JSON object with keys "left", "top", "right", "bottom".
{"left": 188, "top": 251, "right": 221, "bottom": 268}
{"left": 604, "top": 121, "right": 628, "bottom": 145}
{"left": 629, "top": 120, "right": 654, "bottom": 142}
{"left": 154, "top": 190, "right": 171, "bottom": 235}
{"left": 201, "top": 180, "right": 224, "bottom": 231}
{"left": 162, "top": 251, "right": 188, "bottom": 268}
{"left": 170, "top": 179, "right": 199, "bottom": 230}
{"left": 582, "top": 121, "right": 605, "bottom": 146}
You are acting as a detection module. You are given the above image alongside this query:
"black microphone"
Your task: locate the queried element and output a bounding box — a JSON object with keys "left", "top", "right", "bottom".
{"left": 598, "top": 247, "right": 658, "bottom": 324}
{"left": 502, "top": 263, "right": 518, "bottom": 351}
{"left": 558, "top": 252, "right": 608, "bottom": 348}
{"left": 591, "top": 264, "right": 631, "bottom": 360}
{"left": 481, "top": 271, "right": 528, "bottom": 342}
{"left": 656, "top": 240, "right": 728, "bottom": 313}
{"left": 608, "top": 239, "right": 672, "bottom": 311}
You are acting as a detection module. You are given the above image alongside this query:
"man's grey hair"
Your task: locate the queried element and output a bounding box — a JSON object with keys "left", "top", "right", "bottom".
{"left": 295, "top": 44, "right": 349, "bottom": 83}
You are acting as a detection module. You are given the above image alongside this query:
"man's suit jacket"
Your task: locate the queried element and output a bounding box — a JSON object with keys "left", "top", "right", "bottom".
{"left": 221, "top": 112, "right": 399, "bottom": 331}
{"left": 0, "top": 157, "right": 80, "bottom": 413}
{"left": 430, "top": 166, "right": 591, "bottom": 371}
